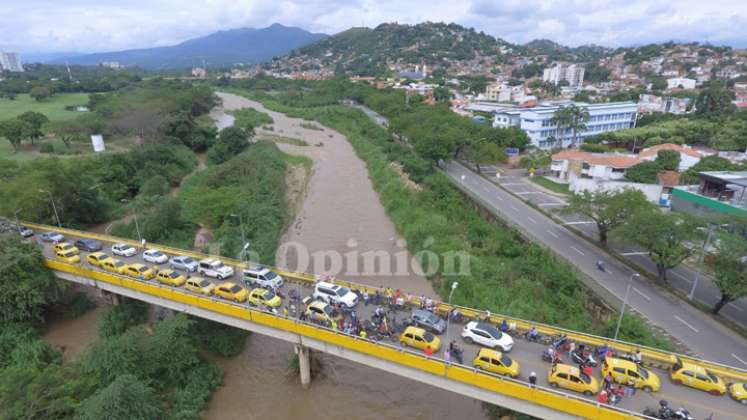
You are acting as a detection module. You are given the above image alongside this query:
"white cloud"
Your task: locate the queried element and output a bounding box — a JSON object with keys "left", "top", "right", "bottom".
{"left": 1, "top": 0, "right": 745, "bottom": 54}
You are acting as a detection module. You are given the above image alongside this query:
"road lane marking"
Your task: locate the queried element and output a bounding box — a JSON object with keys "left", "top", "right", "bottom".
{"left": 564, "top": 221, "right": 595, "bottom": 225}
{"left": 621, "top": 252, "right": 650, "bottom": 256}
{"left": 674, "top": 315, "right": 699, "bottom": 333}
{"left": 632, "top": 287, "right": 651, "bottom": 302}
{"left": 510, "top": 205, "right": 519, "bottom": 212}
{"left": 672, "top": 271, "right": 693, "bottom": 284}
{"left": 515, "top": 191, "right": 545, "bottom": 195}
{"left": 732, "top": 353, "right": 747, "bottom": 367}
{"left": 538, "top": 202, "right": 566, "bottom": 206}
{"left": 527, "top": 216, "right": 537, "bottom": 224}
{"left": 499, "top": 183, "right": 524, "bottom": 186}
{"left": 570, "top": 246, "right": 585, "bottom": 256}
{"left": 728, "top": 303, "right": 744, "bottom": 312}
{"left": 546, "top": 230, "right": 559, "bottom": 238}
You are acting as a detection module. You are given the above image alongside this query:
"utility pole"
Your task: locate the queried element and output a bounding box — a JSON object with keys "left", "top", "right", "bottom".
{"left": 38, "top": 189, "right": 61, "bottom": 227}
{"left": 614, "top": 273, "right": 640, "bottom": 341}
{"left": 688, "top": 223, "right": 716, "bottom": 301}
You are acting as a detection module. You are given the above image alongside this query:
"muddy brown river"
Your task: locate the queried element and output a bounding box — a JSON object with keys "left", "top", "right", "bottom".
{"left": 203, "top": 92, "right": 486, "bottom": 420}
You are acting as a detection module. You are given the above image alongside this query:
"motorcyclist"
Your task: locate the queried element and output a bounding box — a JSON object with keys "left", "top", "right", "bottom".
{"left": 596, "top": 260, "right": 605, "bottom": 271}
{"left": 658, "top": 400, "right": 674, "bottom": 419}
{"left": 631, "top": 348, "right": 642, "bottom": 364}
{"left": 526, "top": 326, "right": 540, "bottom": 342}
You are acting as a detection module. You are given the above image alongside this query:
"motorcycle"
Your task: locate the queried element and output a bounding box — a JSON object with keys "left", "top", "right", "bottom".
{"left": 642, "top": 400, "right": 691, "bottom": 420}
{"left": 571, "top": 350, "right": 598, "bottom": 367}
{"left": 542, "top": 349, "right": 561, "bottom": 364}
{"left": 524, "top": 330, "right": 541, "bottom": 343}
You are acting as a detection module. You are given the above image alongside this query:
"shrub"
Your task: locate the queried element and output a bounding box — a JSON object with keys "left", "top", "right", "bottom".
{"left": 97, "top": 298, "right": 148, "bottom": 338}
{"left": 190, "top": 317, "right": 250, "bottom": 357}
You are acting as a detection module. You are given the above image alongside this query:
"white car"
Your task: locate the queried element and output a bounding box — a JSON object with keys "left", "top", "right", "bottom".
{"left": 143, "top": 249, "right": 168, "bottom": 264}
{"left": 40, "top": 232, "right": 65, "bottom": 243}
{"left": 461, "top": 321, "right": 514, "bottom": 352}
{"left": 111, "top": 243, "right": 138, "bottom": 257}
{"left": 169, "top": 255, "right": 198, "bottom": 272}
{"left": 198, "top": 258, "right": 234, "bottom": 279}
{"left": 242, "top": 266, "right": 284, "bottom": 289}
{"left": 312, "top": 281, "right": 358, "bottom": 308}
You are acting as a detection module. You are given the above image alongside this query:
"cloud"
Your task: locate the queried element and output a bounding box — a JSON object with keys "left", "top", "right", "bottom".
{"left": 1, "top": 0, "right": 745, "bottom": 54}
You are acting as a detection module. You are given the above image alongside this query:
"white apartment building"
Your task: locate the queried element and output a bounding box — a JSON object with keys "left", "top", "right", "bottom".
{"left": 550, "top": 150, "right": 639, "bottom": 181}
{"left": 0, "top": 52, "right": 23, "bottom": 72}
{"left": 666, "top": 77, "right": 696, "bottom": 90}
{"left": 484, "top": 83, "right": 536, "bottom": 104}
{"left": 489, "top": 101, "right": 638, "bottom": 149}
{"left": 542, "top": 64, "right": 585, "bottom": 87}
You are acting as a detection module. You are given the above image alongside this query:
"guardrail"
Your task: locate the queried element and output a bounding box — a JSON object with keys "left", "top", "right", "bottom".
{"left": 24, "top": 221, "right": 747, "bottom": 383}
{"left": 44, "top": 258, "right": 642, "bottom": 420}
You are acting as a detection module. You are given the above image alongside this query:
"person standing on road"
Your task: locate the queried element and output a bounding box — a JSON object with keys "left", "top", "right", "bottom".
{"left": 529, "top": 372, "right": 537, "bottom": 387}
{"left": 604, "top": 373, "right": 613, "bottom": 390}
{"left": 568, "top": 341, "right": 576, "bottom": 358}
{"left": 424, "top": 346, "right": 433, "bottom": 357}
{"left": 598, "top": 389, "right": 608, "bottom": 405}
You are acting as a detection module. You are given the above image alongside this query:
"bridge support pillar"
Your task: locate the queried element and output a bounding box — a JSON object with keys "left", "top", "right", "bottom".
{"left": 110, "top": 293, "right": 120, "bottom": 306}
{"left": 295, "top": 344, "right": 311, "bottom": 389}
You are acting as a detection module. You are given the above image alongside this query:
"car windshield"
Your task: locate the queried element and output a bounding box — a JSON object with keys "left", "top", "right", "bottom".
{"left": 322, "top": 305, "right": 332, "bottom": 315}
{"left": 423, "top": 331, "right": 435, "bottom": 342}
{"left": 427, "top": 313, "right": 440, "bottom": 323}
{"left": 706, "top": 370, "right": 719, "bottom": 383}
{"left": 152, "top": 251, "right": 164, "bottom": 257}
{"left": 136, "top": 266, "right": 147, "bottom": 272}
{"left": 213, "top": 261, "right": 224, "bottom": 268}
{"left": 485, "top": 327, "right": 502, "bottom": 340}
{"left": 115, "top": 261, "right": 125, "bottom": 267}
{"left": 63, "top": 251, "right": 76, "bottom": 257}
{"left": 500, "top": 356, "right": 513, "bottom": 367}
{"left": 579, "top": 373, "right": 591, "bottom": 384}
{"left": 229, "top": 285, "right": 242, "bottom": 293}
{"left": 198, "top": 280, "right": 211, "bottom": 287}
{"left": 336, "top": 286, "right": 350, "bottom": 297}
{"left": 639, "top": 367, "right": 649, "bottom": 379}
{"left": 168, "top": 272, "right": 178, "bottom": 278}
{"left": 742, "top": 383, "right": 747, "bottom": 392}
{"left": 182, "top": 257, "right": 194, "bottom": 264}
{"left": 264, "top": 290, "right": 276, "bottom": 299}
{"left": 265, "top": 271, "right": 278, "bottom": 280}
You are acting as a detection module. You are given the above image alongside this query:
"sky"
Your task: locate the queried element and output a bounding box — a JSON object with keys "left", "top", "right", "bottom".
{"left": 2, "top": 0, "right": 746, "bottom": 55}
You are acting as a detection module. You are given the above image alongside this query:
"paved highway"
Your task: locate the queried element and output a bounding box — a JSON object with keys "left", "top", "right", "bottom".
{"left": 444, "top": 162, "right": 747, "bottom": 370}
{"left": 31, "top": 230, "right": 747, "bottom": 419}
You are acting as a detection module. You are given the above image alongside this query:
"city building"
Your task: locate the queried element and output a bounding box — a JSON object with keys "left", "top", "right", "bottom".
{"left": 671, "top": 171, "right": 747, "bottom": 217}
{"left": 0, "top": 52, "right": 23, "bottom": 72}
{"left": 99, "top": 61, "right": 123, "bottom": 69}
{"left": 482, "top": 101, "right": 637, "bottom": 149}
{"left": 666, "top": 77, "right": 696, "bottom": 90}
{"left": 550, "top": 150, "right": 639, "bottom": 181}
{"left": 638, "top": 94, "right": 690, "bottom": 115}
{"left": 483, "top": 83, "right": 536, "bottom": 104}
{"left": 637, "top": 143, "right": 711, "bottom": 172}
{"left": 191, "top": 67, "right": 207, "bottom": 78}
{"left": 542, "top": 64, "right": 585, "bottom": 87}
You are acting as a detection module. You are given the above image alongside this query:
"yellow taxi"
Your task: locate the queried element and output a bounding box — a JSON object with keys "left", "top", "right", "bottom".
{"left": 54, "top": 242, "right": 79, "bottom": 255}
{"left": 102, "top": 258, "right": 128, "bottom": 275}
{"left": 602, "top": 357, "right": 661, "bottom": 392}
{"left": 400, "top": 326, "right": 442, "bottom": 352}
{"left": 473, "top": 348, "right": 520, "bottom": 378}
{"left": 124, "top": 263, "right": 155, "bottom": 280}
{"left": 215, "top": 282, "right": 248, "bottom": 302}
{"left": 248, "top": 288, "right": 282, "bottom": 308}
{"left": 156, "top": 269, "right": 186, "bottom": 287}
{"left": 185, "top": 276, "right": 215, "bottom": 295}
{"left": 671, "top": 359, "right": 726, "bottom": 395}
{"left": 86, "top": 252, "right": 111, "bottom": 268}
{"left": 55, "top": 249, "right": 80, "bottom": 264}
{"left": 728, "top": 382, "right": 747, "bottom": 405}
{"left": 548, "top": 363, "right": 600, "bottom": 396}
{"left": 304, "top": 301, "right": 339, "bottom": 328}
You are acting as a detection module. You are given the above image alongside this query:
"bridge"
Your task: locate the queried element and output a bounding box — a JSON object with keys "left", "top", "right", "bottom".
{"left": 22, "top": 222, "right": 747, "bottom": 420}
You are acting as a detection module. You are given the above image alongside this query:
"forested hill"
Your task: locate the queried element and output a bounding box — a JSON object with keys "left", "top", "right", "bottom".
{"left": 270, "top": 22, "right": 514, "bottom": 76}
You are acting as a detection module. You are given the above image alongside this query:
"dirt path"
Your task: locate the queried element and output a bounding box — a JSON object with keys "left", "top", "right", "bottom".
{"left": 203, "top": 92, "right": 484, "bottom": 420}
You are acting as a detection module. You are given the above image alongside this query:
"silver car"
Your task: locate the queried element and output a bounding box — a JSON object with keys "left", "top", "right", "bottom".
{"left": 410, "top": 309, "right": 446, "bottom": 334}
{"left": 169, "top": 255, "right": 198, "bottom": 272}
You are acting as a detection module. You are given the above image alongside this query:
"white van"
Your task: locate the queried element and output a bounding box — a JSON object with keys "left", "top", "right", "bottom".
{"left": 312, "top": 281, "right": 358, "bottom": 308}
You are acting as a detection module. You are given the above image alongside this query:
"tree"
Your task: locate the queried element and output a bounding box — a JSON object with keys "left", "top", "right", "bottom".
{"left": 563, "top": 189, "right": 653, "bottom": 245}
{"left": 466, "top": 140, "right": 504, "bottom": 173}
{"left": 207, "top": 126, "right": 251, "bottom": 164}
{"left": 77, "top": 374, "right": 162, "bottom": 420}
{"left": 708, "top": 233, "right": 747, "bottom": 314}
{"left": 0, "top": 118, "right": 29, "bottom": 151}
{"left": 0, "top": 233, "right": 65, "bottom": 325}
{"left": 29, "top": 86, "right": 52, "bottom": 101}
{"left": 17, "top": 111, "right": 49, "bottom": 145}
{"left": 656, "top": 150, "right": 681, "bottom": 171}
{"left": 433, "top": 86, "right": 451, "bottom": 102}
{"left": 614, "top": 210, "right": 698, "bottom": 281}
{"left": 695, "top": 83, "right": 735, "bottom": 116}
{"left": 552, "top": 104, "right": 589, "bottom": 148}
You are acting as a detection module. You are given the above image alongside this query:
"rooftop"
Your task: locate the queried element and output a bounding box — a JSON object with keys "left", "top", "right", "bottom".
{"left": 552, "top": 150, "right": 640, "bottom": 168}
{"left": 638, "top": 143, "right": 706, "bottom": 159}
{"left": 700, "top": 171, "right": 747, "bottom": 188}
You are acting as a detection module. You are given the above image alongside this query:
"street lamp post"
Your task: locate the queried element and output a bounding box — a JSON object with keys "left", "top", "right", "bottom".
{"left": 688, "top": 223, "right": 716, "bottom": 301}
{"left": 445, "top": 281, "right": 459, "bottom": 339}
{"left": 38, "top": 189, "right": 61, "bottom": 227}
{"left": 121, "top": 199, "right": 142, "bottom": 243}
{"left": 614, "top": 273, "right": 640, "bottom": 341}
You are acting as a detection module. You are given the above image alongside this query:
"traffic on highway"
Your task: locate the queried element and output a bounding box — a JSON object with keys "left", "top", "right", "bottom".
{"left": 15, "top": 222, "right": 747, "bottom": 419}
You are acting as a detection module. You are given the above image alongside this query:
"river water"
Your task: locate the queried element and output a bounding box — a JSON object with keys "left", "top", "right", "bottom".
{"left": 203, "top": 92, "right": 486, "bottom": 420}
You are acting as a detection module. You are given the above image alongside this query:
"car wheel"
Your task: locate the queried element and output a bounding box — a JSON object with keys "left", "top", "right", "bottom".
{"left": 710, "top": 390, "right": 723, "bottom": 396}
{"left": 740, "top": 399, "right": 747, "bottom": 405}
{"left": 583, "top": 391, "right": 593, "bottom": 396}
{"left": 549, "top": 382, "right": 558, "bottom": 388}
{"left": 474, "top": 365, "right": 481, "bottom": 370}
{"left": 464, "top": 336, "right": 474, "bottom": 344}
{"left": 400, "top": 341, "right": 407, "bottom": 346}
{"left": 642, "top": 385, "right": 652, "bottom": 393}
{"left": 217, "top": 274, "right": 224, "bottom": 280}
{"left": 672, "top": 379, "right": 683, "bottom": 386}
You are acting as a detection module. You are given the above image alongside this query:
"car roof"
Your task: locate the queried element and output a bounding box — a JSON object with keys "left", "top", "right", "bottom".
{"left": 607, "top": 357, "right": 638, "bottom": 369}
{"left": 219, "top": 281, "right": 237, "bottom": 287}
{"left": 678, "top": 361, "right": 708, "bottom": 374}
{"left": 404, "top": 325, "right": 426, "bottom": 334}
{"left": 554, "top": 364, "right": 580, "bottom": 375}
{"left": 129, "top": 263, "right": 146, "bottom": 268}
{"left": 309, "top": 300, "right": 329, "bottom": 308}
{"left": 90, "top": 251, "right": 107, "bottom": 257}
{"left": 477, "top": 348, "right": 503, "bottom": 358}
{"left": 159, "top": 268, "right": 174, "bottom": 274}
{"left": 246, "top": 265, "right": 270, "bottom": 274}
{"left": 78, "top": 238, "right": 98, "bottom": 243}
{"left": 474, "top": 322, "right": 498, "bottom": 331}
{"left": 316, "top": 281, "right": 339, "bottom": 288}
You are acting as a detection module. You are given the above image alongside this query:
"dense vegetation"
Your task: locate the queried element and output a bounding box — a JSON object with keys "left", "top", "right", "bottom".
{"left": 0, "top": 65, "right": 145, "bottom": 100}
{"left": 226, "top": 79, "right": 671, "bottom": 349}
{"left": 229, "top": 107, "right": 273, "bottom": 130}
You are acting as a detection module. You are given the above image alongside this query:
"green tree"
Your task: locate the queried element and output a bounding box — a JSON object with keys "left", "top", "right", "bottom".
{"left": 17, "top": 111, "right": 49, "bottom": 145}
{"left": 207, "top": 126, "right": 252, "bottom": 164}
{"left": 29, "top": 86, "right": 52, "bottom": 101}
{"left": 552, "top": 104, "right": 589, "bottom": 147}
{"left": 563, "top": 189, "right": 653, "bottom": 245}
{"left": 77, "top": 374, "right": 162, "bottom": 420}
{"left": 0, "top": 233, "right": 65, "bottom": 325}
{"left": 708, "top": 233, "right": 747, "bottom": 314}
{"left": 433, "top": 86, "right": 452, "bottom": 102}
{"left": 467, "top": 140, "right": 504, "bottom": 173}
{"left": 656, "top": 150, "right": 681, "bottom": 171}
{"left": 614, "top": 210, "right": 698, "bottom": 281}
{"left": 0, "top": 118, "right": 29, "bottom": 151}
{"left": 624, "top": 161, "right": 662, "bottom": 183}
{"left": 695, "top": 83, "right": 735, "bottom": 116}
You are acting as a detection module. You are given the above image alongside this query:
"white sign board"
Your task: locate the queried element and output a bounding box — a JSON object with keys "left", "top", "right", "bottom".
{"left": 90, "top": 134, "right": 105, "bottom": 152}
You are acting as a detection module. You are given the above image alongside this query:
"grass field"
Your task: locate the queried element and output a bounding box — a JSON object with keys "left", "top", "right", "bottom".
{"left": 0, "top": 136, "right": 139, "bottom": 162}
{"left": 0, "top": 93, "right": 91, "bottom": 121}
{"left": 530, "top": 175, "right": 570, "bottom": 195}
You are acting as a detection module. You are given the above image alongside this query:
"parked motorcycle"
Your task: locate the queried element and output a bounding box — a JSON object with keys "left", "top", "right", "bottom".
{"left": 571, "top": 349, "right": 598, "bottom": 367}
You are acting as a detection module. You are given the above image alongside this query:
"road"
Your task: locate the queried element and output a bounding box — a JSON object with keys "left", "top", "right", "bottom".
{"left": 35, "top": 231, "right": 747, "bottom": 419}
{"left": 488, "top": 170, "right": 747, "bottom": 330}
{"left": 445, "top": 162, "right": 747, "bottom": 368}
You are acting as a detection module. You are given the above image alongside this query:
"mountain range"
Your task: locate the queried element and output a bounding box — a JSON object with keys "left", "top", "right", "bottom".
{"left": 51, "top": 23, "right": 327, "bottom": 70}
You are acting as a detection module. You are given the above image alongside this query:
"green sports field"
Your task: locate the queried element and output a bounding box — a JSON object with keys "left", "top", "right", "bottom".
{"left": 0, "top": 93, "right": 91, "bottom": 121}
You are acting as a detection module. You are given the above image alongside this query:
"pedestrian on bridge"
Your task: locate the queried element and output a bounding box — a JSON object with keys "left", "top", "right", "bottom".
{"left": 424, "top": 346, "right": 433, "bottom": 357}
{"left": 363, "top": 290, "right": 369, "bottom": 306}
{"left": 529, "top": 372, "right": 537, "bottom": 387}
{"left": 598, "top": 390, "right": 608, "bottom": 405}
